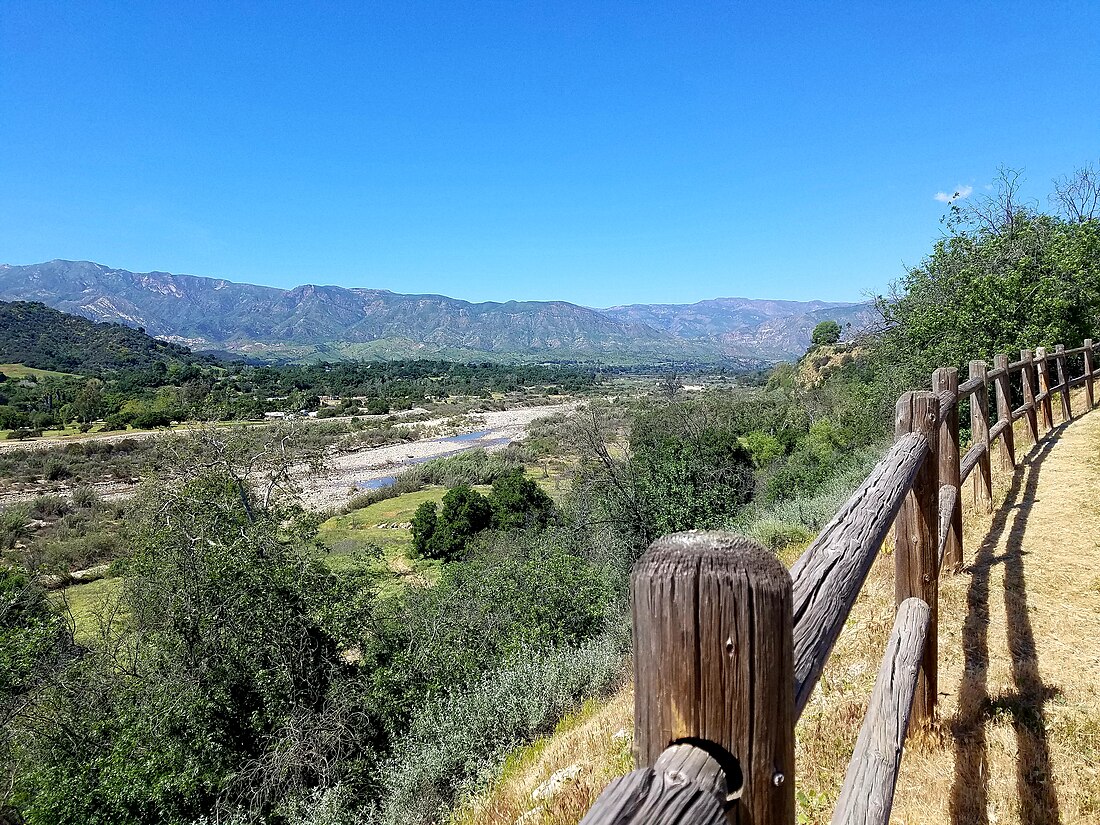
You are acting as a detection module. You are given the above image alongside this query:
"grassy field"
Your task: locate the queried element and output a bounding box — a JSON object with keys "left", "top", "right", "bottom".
{"left": 315, "top": 485, "right": 488, "bottom": 589}
{"left": 0, "top": 363, "right": 78, "bottom": 380}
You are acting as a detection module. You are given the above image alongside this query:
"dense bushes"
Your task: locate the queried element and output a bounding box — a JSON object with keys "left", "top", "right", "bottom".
{"left": 410, "top": 472, "right": 555, "bottom": 560}
{"left": 3, "top": 429, "right": 620, "bottom": 824}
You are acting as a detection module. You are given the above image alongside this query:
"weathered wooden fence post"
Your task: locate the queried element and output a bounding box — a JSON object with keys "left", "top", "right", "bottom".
{"left": 1036, "top": 347, "right": 1054, "bottom": 434}
{"left": 968, "top": 361, "right": 992, "bottom": 513}
{"left": 993, "top": 354, "right": 1016, "bottom": 471}
{"left": 629, "top": 532, "right": 795, "bottom": 824}
{"left": 1055, "top": 344, "right": 1072, "bottom": 421}
{"left": 932, "top": 368, "right": 962, "bottom": 572}
{"left": 1019, "top": 349, "right": 1040, "bottom": 446}
{"left": 1084, "top": 339, "right": 1095, "bottom": 411}
{"left": 894, "top": 392, "right": 939, "bottom": 728}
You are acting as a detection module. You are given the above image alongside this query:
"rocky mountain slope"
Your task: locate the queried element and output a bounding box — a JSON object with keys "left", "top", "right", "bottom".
{"left": 600, "top": 297, "right": 876, "bottom": 360}
{"left": 0, "top": 260, "right": 873, "bottom": 363}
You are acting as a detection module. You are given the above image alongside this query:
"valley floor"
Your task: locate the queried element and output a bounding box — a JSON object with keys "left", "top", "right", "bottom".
{"left": 297, "top": 402, "right": 576, "bottom": 511}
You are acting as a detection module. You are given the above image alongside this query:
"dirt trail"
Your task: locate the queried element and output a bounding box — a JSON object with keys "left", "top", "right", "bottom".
{"left": 892, "top": 410, "right": 1100, "bottom": 823}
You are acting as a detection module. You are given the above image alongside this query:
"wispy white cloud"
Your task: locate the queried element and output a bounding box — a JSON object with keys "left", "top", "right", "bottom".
{"left": 934, "top": 184, "right": 974, "bottom": 203}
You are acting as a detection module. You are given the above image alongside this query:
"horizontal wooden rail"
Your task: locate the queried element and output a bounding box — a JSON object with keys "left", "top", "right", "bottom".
{"left": 958, "top": 375, "right": 983, "bottom": 396}
{"left": 790, "top": 432, "right": 928, "bottom": 717}
{"left": 830, "top": 598, "right": 931, "bottom": 825}
{"left": 1011, "top": 402, "right": 1033, "bottom": 422}
{"left": 989, "top": 418, "right": 1011, "bottom": 443}
{"left": 985, "top": 365, "right": 1006, "bottom": 381}
{"left": 580, "top": 742, "right": 734, "bottom": 824}
{"left": 936, "top": 389, "right": 955, "bottom": 419}
{"left": 959, "top": 441, "right": 984, "bottom": 483}
{"left": 1063, "top": 344, "right": 1088, "bottom": 356}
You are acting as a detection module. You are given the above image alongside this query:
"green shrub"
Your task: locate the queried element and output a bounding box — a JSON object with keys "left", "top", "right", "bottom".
{"left": 748, "top": 519, "right": 814, "bottom": 552}
{"left": 72, "top": 485, "right": 100, "bottom": 509}
{"left": 410, "top": 500, "right": 439, "bottom": 558}
{"left": 42, "top": 455, "right": 71, "bottom": 481}
{"left": 373, "top": 635, "right": 626, "bottom": 825}
{"left": 29, "top": 494, "right": 70, "bottom": 519}
{"left": 0, "top": 507, "right": 30, "bottom": 549}
{"left": 419, "top": 485, "right": 492, "bottom": 561}
{"left": 489, "top": 470, "right": 554, "bottom": 530}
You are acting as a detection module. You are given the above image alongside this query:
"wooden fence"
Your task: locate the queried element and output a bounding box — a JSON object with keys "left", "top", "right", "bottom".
{"left": 580, "top": 337, "right": 1098, "bottom": 825}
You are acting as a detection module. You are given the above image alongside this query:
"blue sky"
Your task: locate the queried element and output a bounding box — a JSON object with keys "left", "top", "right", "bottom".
{"left": 2, "top": 1, "right": 1098, "bottom": 306}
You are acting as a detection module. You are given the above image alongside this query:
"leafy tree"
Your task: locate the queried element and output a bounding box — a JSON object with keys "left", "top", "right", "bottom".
{"left": 7, "top": 430, "right": 362, "bottom": 823}
{"left": 410, "top": 499, "right": 439, "bottom": 557}
{"left": 628, "top": 426, "right": 755, "bottom": 542}
{"left": 873, "top": 169, "right": 1100, "bottom": 399}
{"left": 739, "top": 430, "right": 785, "bottom": 468}
{"left": 369, "top": 528, "right": 613, "bottom": 710}
{"left": 430, "top": 485, "right": 493, "bottom": 561}
{"left": 811, "top": 320, "right": 842, "bottom": 347}
{"left": 489, "top": 471, "right": 555, "bottom": 530}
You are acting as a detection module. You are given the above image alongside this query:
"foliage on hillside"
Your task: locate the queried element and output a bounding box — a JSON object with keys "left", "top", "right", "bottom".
{"left": 859, "top": 167, "right": 1100, "bottom": 419}
{"left": 0, "top": 300, "right": 196, "bottom": 374}
{"left": 0, "top": 347, "right": 598, "bottom": 437}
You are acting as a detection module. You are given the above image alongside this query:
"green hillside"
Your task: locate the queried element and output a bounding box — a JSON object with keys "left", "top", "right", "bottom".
{"left": 0, "top": 300, "right": 195, "bottom": 375}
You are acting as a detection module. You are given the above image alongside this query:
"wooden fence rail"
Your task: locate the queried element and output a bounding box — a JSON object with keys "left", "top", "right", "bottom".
{"left": 581, "top": 335, "right": 1099, "bottom": 825}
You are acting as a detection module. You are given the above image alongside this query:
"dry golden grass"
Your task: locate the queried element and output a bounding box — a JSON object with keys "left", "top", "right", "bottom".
{"left": 450, "top": 691, "right": 634, "bottom": 825}
{"left": 462, "top": 399, "right": 1100, "bottom": 825}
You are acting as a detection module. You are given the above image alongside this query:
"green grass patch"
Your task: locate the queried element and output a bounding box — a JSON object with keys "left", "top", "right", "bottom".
{"left": 53, "top": 576, "right": 125, "bottom": 644}
{"left": 0, "top": 363, "right": 78, "bottom": 380}
{"left": 317, "top": 485, "right": 498, "bottom": 589}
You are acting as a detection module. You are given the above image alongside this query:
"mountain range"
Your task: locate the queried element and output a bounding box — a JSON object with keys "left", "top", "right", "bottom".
{"left": 0, "top": 260, "right": 876, "bottom": 364}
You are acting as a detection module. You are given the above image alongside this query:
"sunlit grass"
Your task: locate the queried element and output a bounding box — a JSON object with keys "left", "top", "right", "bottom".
{"left": 0, "top": 363, "right": 77, "bottom": 380}
{"left": 52, "top": 576, "right": 125, "bottom": 644}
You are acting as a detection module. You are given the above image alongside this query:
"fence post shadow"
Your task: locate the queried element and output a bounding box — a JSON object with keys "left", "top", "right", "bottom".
{"left": 951, "top": 425, "right": 1065, "bottom": 825}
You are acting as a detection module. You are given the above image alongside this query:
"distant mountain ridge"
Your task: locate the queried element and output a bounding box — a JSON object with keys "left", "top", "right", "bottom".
{"left": 0, "top": 260, "right": 875, "bottom": 363}
{"left": 600, "top": 297, "right": 874, "bottom": 361}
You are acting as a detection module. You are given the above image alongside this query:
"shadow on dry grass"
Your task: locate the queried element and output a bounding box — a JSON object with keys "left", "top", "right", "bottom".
{"left": 953, "top": 428, "right": 1064, "bottom": 825}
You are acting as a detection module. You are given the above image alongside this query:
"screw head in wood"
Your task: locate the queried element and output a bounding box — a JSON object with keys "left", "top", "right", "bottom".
{"left": 772, "top": 772, "right": 785, "bottom": 786}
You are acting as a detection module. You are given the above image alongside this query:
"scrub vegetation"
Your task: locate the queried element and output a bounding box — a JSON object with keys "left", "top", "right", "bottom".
{"left": 1, "top": 165, "right": 1099, "bottom": 824}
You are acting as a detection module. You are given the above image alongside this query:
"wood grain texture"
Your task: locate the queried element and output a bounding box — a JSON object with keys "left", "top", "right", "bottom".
{"left": 957, "top": 375, "right": 984, "bottom": 397}
{"left": 1036, "top": 347, "right": 1054, "bottom": 433}
{"left": 968, "top": 361, "right": 993, "bottom": 513}
{"left": 1055, "top": 344, "right": 1072, "bottom": 421}
{"left": 932, "top": 368, "right": 962, "bottom": 572}
{"left": 829, "top": 598, "right": 931, "bottom": 825}
{"left": 579, "top": 766, "right": 727, "bottom": 825}
{"left": 936, "top": 388, "right": 956, "bottom": 421}
{"left": 959, "top": 441, "right": 985, "bottom": 485}
{"left": 632, "top": 532, "right": 795, "bottom": 824}
{"left": 988, "top": 418, "right": 1011, "bottom": 444}
{"left": 894, "top": 392, "right": 939, "bottom": 727}
{"left": 1084, "top": 339, "right": 1095, "bottom": 410}
{"left": 1017, "top": 351, "right": 1038, "bottom": 445}
{"left": 937, "top": 484, "right": 958, "bottom": 569}
{"left": 993, "top": 354, "right": 1016, "bottom": 471}
{"left": 789, "top": 433, "right": 928, "bottom": 717}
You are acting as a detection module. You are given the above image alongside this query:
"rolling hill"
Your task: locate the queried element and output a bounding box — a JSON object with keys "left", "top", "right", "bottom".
{"left": 0, "top": 299, "right": 197, "bottom": 374}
